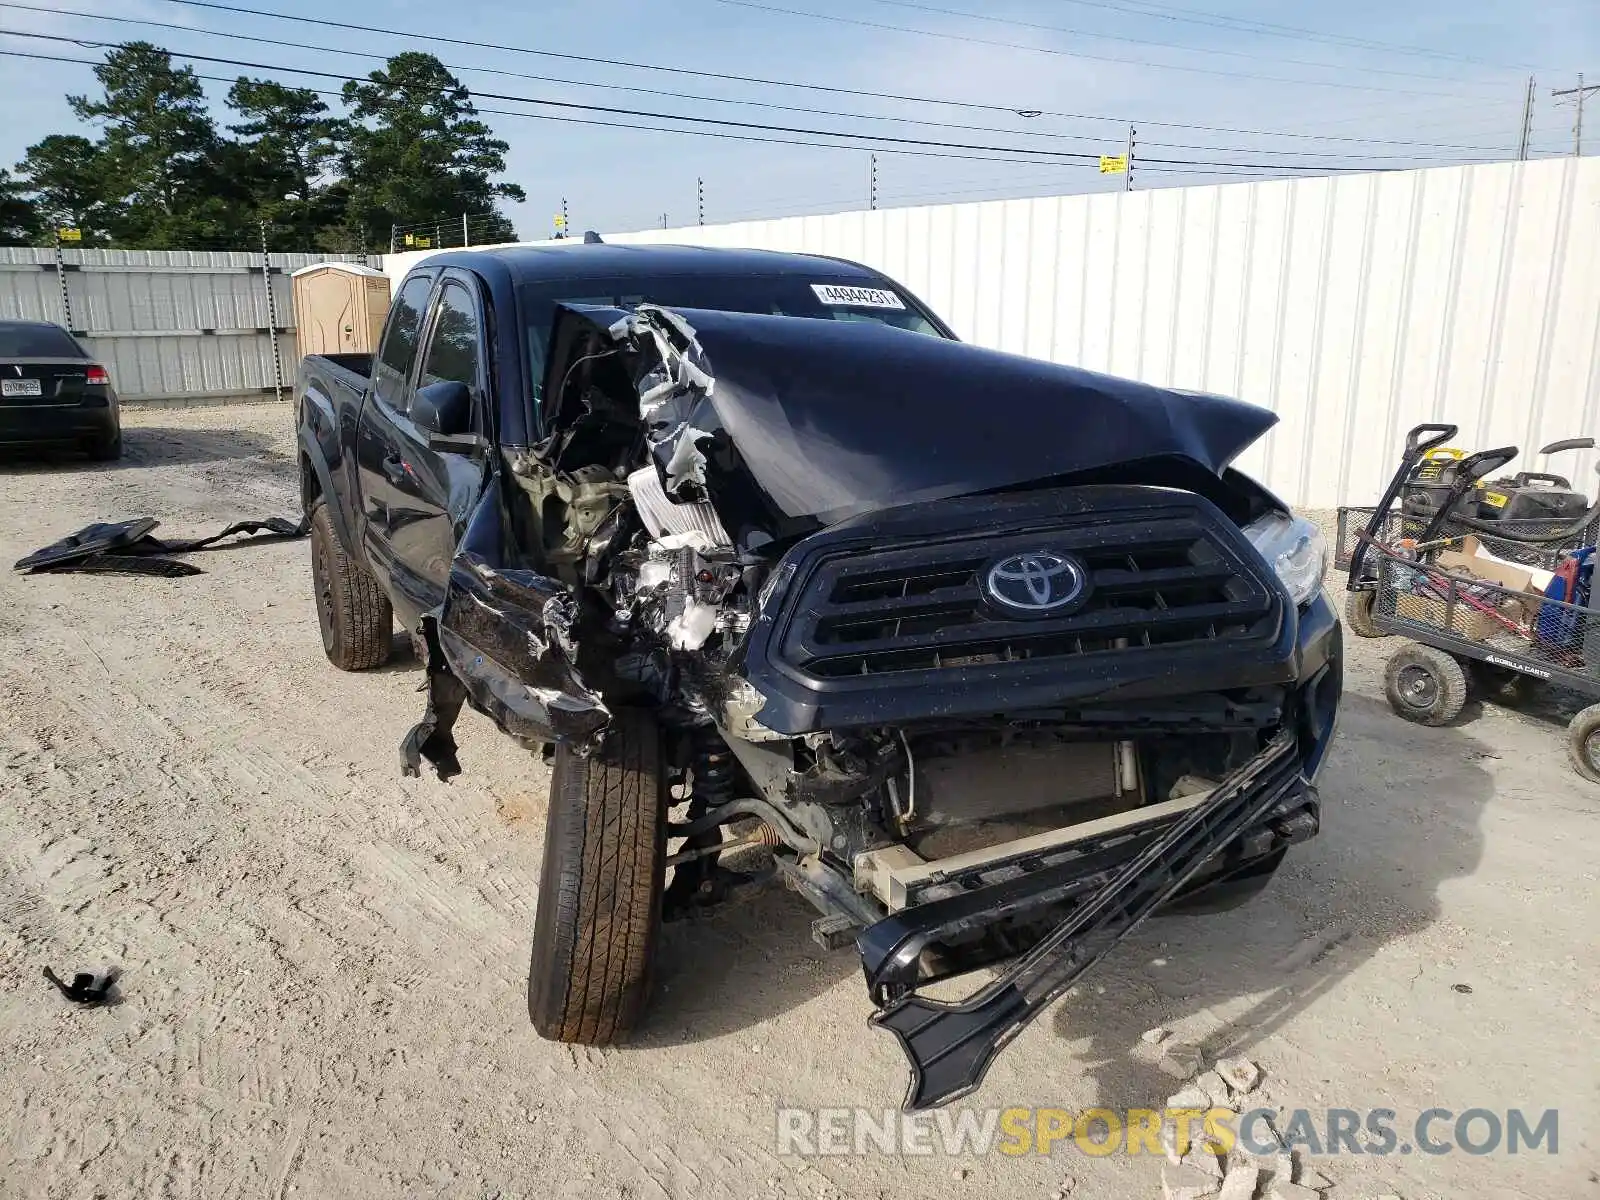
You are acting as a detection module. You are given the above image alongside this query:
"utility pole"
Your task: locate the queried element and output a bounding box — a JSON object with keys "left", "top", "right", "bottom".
{"left": 869, "top": 153, "right": 878, "bottom": 210}
{"left": 1125, "top": 124, "right": 1136, "bottom": 192}
{"left": 1553, "top": 75, "right": 1600, "bottom": 157}
{"left": 661, "top": 212, "right": 668, "bottom": 229}
{"left": 698, "top": 177, "right": 705, "bottom": 226}
{"left": 1517, "top": 75, "right": 1537, "bottom": 160}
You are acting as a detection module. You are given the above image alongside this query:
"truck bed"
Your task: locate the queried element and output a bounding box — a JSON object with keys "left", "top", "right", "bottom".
{"left": 305, "top": 353, "right": 372, "bottom": 388}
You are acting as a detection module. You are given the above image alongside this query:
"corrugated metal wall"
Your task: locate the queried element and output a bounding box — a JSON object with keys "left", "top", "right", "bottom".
{"left": 0, "top": 248, "right": 373, "bottom": 403}
{"left": 386, "top": 157, "right": 1600, "bottom": 509}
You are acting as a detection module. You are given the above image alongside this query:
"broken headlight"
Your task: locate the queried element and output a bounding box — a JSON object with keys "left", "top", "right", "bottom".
{"left": 1243, "top": 512, "right": 1328, "bottom": 607}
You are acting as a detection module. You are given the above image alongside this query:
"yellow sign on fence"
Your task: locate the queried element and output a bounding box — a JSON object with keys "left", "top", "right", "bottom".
{"left": 56, "top": 227, "right": 82, "bottom": 242}
{"left": 1098, "top": 155, "right": 1128, "bottom": 175}
{"left": 403, "top": 233, "right": 432, "bottom": 248}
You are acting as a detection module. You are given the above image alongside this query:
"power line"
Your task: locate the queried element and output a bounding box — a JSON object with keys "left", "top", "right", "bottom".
{"left": 0, "top": 4, "right": 1512, "bottom": 162}
{"left": 851, "top": 0, "right": 1511, "bottom": 85}
{"left": 711, "top": 0, "right": 1502, "bottom": 98}
{"left": 117, "top": 0, "right": 1526, "bottom": 153}
{"left": 1036, "top": 0, "right": 1543, "bottom": 72}
{"left": 0, "top": 47, "right": 1381, "bottom": 178}
{"left": 0, "top": 33, "right": 1471, "bottom": 174}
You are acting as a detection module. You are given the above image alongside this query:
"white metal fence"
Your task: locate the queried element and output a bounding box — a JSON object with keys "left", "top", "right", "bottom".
{"left": 386, "top": 157, "right": 1600, "bottom": 510}
{"left": 0, "top": 248, "right": 373, "bottom": 404}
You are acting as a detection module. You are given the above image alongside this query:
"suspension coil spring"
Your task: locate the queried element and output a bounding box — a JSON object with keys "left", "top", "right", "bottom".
{"left": 690, "top": 729, "right": 738, "bottom": 810}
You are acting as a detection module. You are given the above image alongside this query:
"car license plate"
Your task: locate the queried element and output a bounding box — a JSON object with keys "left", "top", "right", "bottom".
{"left": 2, "top": 379, "right": 43, "bottom": 397}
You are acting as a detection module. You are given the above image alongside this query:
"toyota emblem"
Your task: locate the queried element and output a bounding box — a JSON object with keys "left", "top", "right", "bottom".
{"left": 983, "top": 551, "right": 1088, "bottom": 614}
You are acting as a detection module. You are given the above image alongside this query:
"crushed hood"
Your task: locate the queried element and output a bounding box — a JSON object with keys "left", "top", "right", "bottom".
{"left": 546, "top": 303, "right": 1278, "bottom": 536}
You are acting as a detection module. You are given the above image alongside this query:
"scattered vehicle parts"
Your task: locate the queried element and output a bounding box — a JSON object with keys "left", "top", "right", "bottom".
{"left": 15, "top": 516, "right": 307, "bottom": 577}
{"left": 42, "top": 966, "right": 117, "bottom": 1005}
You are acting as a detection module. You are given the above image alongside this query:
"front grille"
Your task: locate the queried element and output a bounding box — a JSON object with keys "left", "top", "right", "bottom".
{"left": 778, "top": 507, "right": 1278, "bottom": 681}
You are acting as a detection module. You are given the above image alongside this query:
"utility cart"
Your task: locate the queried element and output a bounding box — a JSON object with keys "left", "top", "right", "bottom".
{"left": 1337, "top": 424, "right": 1600, "bottom": 638}
{"left": 1364, "top": 537, "right": 1600, "bottom": 782}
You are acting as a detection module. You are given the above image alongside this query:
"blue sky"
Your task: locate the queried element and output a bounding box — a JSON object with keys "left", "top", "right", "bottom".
{"left": 1, "top": 0, "right": 1596, "bottom": 238}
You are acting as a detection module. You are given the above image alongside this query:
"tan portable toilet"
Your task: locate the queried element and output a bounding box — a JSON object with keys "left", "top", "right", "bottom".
{"left": 291, "top": 262, "right": 392, "bottom": 357}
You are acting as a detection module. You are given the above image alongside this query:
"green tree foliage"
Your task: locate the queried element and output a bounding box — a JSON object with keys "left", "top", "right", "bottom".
{"left": 15, "top": 136, "right": 118, "bottom": 246}
{"left": 65, "top": 42, "right": 242, "bottom": 246}
{"left": 6, "top": 44, "right": 523, "bottom": 251}
{"left": 0, "top": 167, "right": 44, "bottom": 246}
{"left": 227, "top": 79, "right": 349, "bottom": 248}
{"left": 338, "top": 53, "right": 524, "bottom": 250}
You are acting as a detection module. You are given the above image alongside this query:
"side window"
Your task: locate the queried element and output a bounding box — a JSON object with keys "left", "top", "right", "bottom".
{"left": 419, "top": 283, "right": 482, "bottom": 392}
{"left": 373, "top": 275, "right": 434, "bottom": 413}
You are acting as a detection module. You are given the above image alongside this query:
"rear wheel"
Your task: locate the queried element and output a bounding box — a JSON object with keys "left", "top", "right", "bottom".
{"left": 1343, "top": 589, "right": 1383, "bottom": 638}
{"left": 308, "top": 499, "right": 392, "bottom": 670}
{"left": 86, "top": 431, "right": 122, "bottom": 461}
{"left": 1384, "top": 643, "right": 1469, "bottom": 727}
{"left": 529, "top": 711, "right": 666, "bottom": 1045}
{"left": 1567, "top": 705, "right": 1600, "bottom": 784}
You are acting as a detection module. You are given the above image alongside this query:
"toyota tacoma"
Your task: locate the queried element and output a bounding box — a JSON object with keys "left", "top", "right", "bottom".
{"left": 295, "top": 244, "right": 1341, "bottom": 1109}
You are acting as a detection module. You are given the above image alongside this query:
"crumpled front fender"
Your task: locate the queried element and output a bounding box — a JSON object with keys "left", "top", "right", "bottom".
{"left": 399, "top": 483, "right": 611, "bottom": 781}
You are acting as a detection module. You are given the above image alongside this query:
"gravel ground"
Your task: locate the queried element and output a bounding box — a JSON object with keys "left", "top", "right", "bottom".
{"left": 0, "top": 402, "right": 1595, "bottom": 1200}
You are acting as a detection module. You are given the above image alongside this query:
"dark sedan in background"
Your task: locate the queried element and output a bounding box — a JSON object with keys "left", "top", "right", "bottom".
{"left": 0, "top": 319, "right": 121, "bottom": 460}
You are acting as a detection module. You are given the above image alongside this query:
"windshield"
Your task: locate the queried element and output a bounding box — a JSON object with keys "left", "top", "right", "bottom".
{"left": 0, "top": 323, "right": 85, "bottom": 358}
{"left": 520, "top": 272, "right": 944, "bottom": 401}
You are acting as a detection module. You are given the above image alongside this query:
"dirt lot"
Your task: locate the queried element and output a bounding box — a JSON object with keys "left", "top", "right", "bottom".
{"left": 1, "top": 402, "right": 1596, "bottom": 1200}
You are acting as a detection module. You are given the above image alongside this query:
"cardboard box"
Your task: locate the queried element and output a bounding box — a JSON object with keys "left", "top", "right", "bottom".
{"left": 1395, "top": 593, "right": 1505, "bottom": 641}
{"left": 1435, "top": 536, "right": 1534, "bottom": 593}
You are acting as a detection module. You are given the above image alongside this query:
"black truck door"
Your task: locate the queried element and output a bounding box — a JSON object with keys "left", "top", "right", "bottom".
{"left": 357, "top": 270, "right": 491, "bottom": 629}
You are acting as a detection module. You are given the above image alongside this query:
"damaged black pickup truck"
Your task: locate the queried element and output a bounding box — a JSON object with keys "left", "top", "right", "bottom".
{"left": 296, "top": 244, "right": 1341, "bottom": 1109}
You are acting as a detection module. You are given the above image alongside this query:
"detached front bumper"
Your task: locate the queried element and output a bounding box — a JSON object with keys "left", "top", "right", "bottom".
{"left": 860, "top": 587, "right": 1342, "bottom": 1110}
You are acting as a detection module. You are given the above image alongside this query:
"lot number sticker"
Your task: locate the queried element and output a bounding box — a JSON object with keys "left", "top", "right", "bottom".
{"left": 811, "top": 283, "right": 906, "bottom": 310}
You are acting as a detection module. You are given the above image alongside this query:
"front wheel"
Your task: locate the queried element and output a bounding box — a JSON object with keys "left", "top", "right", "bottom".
{"left": 1384, "top": 642, "right": 1469, "bottom": 727}
{"left": 1344, "top": 589, "right": 1384, "bottom": 638}
{"left": 529, "top": 710, "right": 667, "bottom": 1045}
{"left": 1568, "top": 705, "right": 1600, "bottom": 784}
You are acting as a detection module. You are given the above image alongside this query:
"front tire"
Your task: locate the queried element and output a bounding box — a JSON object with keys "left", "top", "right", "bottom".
{"left": 529, "top": 711, "right": 667, "bottom": 1045}
{"left": 1567, "top": 705, "right": 1600, "bottom": 784}
{"left": 308, "top": 499, "right": 392, "bottom": 670}
{"left": 1344, "top": 589, "right": 1383, "bottom": 638}
{"left": 1384, "top": 642, "right": 1469, "bottom": 726}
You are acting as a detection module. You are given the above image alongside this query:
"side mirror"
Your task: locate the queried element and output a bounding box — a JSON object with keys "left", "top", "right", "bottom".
{"left": 413, "top": 379, "right": 473, "bottom": 438}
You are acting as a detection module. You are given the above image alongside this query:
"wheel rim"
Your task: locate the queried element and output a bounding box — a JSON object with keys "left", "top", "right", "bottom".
{"left": 1585, "top": 729, "right": 1600, "bottom": 773}
{"left": 311, "top": 533, "right": 336, "bottom": 653}
{"left": 1397, "top": 663, "right": 1440, "bottom": 710}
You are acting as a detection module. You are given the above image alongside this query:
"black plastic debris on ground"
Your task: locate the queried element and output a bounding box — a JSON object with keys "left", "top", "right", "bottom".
{"left": 43, "top": 966, "right": 118, "bottom": 1006}
{"left": 14, "top": 516, "right": 308, "bottom": 578}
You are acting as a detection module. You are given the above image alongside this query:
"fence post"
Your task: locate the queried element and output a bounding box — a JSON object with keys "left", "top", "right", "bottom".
{"left": 53, "top": 231, "right": 74, "bottom": 333}
{"left": 462, "top": 212, "right": 470, "bottom": 248}
{"left": 259, "top": 221, "right": 285, "bottom": 403}
{"left": 389, "top": 224, "right": 398, "bottom": 255}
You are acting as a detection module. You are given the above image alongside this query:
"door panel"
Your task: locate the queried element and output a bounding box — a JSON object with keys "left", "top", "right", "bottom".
{"left": 357, "top": 273, "right": 436, "bottom": 612}
{"left": 357, "top": 271, "right": 490, "bottom": 627}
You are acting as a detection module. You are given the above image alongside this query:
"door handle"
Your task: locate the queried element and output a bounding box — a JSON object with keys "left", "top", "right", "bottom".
{"left": 381, "top": 453, "right": 410, "bottom": 485}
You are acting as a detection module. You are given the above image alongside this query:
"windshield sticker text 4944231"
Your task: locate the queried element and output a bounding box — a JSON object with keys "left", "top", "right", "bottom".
{"left": 811, "top": 284, "right": 907, "bottom": 310}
